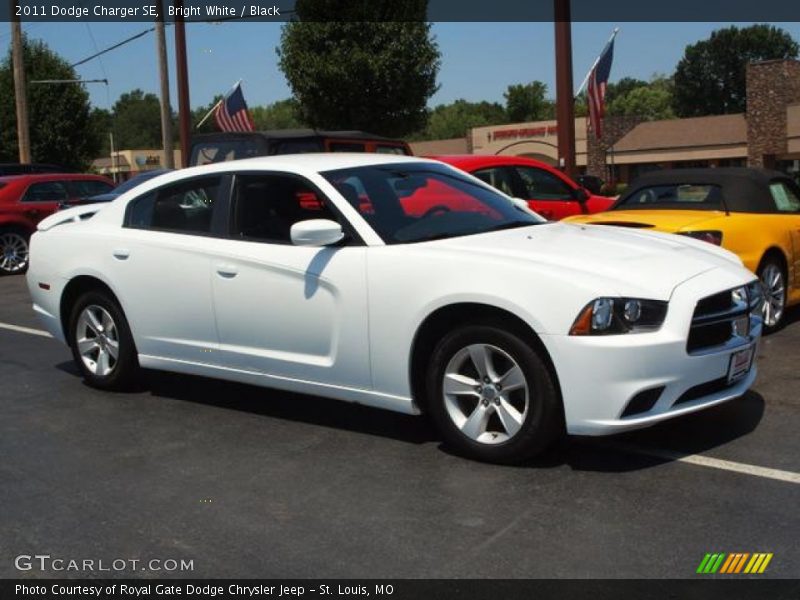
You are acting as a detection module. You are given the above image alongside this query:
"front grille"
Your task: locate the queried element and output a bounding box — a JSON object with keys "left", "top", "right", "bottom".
{"left": 687, "top": 288, "right": 750, "bottom": 354}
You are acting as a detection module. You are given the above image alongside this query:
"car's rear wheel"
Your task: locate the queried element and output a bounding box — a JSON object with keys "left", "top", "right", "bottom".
{"left": 758, "top": 258, "right": 786, "bottom": 331}
{"left": 426, "top": 324, "right": 563, "bottom": 463}
{"left": 0, "top": 229, "right": 29, "bottom": 275}
{"left": 68, "top": 290, "right": 139, "bottom": 390}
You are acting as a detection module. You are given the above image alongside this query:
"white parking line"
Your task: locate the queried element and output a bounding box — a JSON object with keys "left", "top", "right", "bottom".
{"left": 0, "top": 321, "right": 52, "bottom": 338}
{"left": 595, "top": 441, "right": 800, "bottom": 485}
{"left": 1, "top": 318, "right": 799, "bottom": 484}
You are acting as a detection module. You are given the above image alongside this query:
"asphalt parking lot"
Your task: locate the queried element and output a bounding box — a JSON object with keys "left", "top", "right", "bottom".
{"left": 1, "top": 274, "right": 798, "bottom": 579}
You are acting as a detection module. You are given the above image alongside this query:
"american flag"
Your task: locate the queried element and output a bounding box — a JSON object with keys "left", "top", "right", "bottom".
{"left": 587, "top": 39, "right": 614, "bottom": 139}
{"left": 214, "top": 82, "right": 255, "bottom": 132}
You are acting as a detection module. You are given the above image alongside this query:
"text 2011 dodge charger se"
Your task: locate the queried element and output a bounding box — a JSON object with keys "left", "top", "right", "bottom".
{"left": 26, "top": 155, "right": 763, "bottom": 463}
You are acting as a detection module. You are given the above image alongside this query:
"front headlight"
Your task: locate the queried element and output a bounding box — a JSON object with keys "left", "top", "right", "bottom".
{"left": 747, "top": 280, "right": 764, "bottom": 326}
{"left": 570, "top": 297, "right": 668, "bottom": 335}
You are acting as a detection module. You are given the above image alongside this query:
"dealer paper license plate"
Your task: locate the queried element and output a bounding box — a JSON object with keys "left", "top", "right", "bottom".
{"left": 727, "top": 345, "right": 755, "bottom": 384}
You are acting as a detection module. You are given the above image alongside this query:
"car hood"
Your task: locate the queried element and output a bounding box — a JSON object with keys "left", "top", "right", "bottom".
{"left": 565, "top": 209, "right": 724, "bottom": 232}
{"left": 430, "top": 222, "right": 743, "bottom": 300}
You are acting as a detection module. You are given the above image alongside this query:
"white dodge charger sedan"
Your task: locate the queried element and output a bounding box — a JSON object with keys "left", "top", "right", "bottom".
{"left": 27, "top": 154, "right": 763, "bottom": 463}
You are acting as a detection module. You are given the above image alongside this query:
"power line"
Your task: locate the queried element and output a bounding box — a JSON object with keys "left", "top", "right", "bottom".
{"left": 70, "top": 27, "right": 154, "bottom": 68}
{"left": 30, "top": 78, "right": 109, "bottom": 84}
{"left": 67, "top": 12, "right": 298, "bottom": 70}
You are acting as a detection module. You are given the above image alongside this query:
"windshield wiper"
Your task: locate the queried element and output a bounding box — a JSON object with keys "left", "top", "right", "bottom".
{"left": 406, "top": 221, "right": 536, "bottom": 244}
{"left": 480, "top": 221, "right": 538, "bottom": 234}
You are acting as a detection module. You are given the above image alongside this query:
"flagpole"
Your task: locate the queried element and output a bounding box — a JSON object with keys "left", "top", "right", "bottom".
{"left": 575, "top": 27, "right": 619, "bottom": 98}
{"left": 193, "top": 80, "right": 244, "bottom": 130}
{"left": 194, "top": 99, "right": 222, "bottom": 130}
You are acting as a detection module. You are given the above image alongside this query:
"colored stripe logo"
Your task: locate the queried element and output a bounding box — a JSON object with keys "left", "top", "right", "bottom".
{"left": 697, "top": 552, "right": 773, "bottom": 574}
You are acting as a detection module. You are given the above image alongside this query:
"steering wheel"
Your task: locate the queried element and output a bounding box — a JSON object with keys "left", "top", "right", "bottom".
{"left": 421, "top": 205, "right": 451, "bottom": 219}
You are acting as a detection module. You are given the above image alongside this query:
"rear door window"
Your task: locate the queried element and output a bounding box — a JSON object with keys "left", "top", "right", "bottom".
{"left": 375, "top": 144, "right": 408, "bottom": 155}
{"left": 328, "top": 142, "right": 367, "bottom": 152}
{"left": 22, "top": 181, "right": 69, "bottom": 202}
{"left": 69, "top": 180, "right": 114, "bottom": 198}
{"left": 126, "top": 176, "right": 221, "bottom": 234}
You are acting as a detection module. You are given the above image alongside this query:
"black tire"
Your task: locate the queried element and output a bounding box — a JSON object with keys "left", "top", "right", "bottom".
{"left": 426, "top": 324, "right": 563, "bottom": 464}
{"left": 0, "top": 227, "right": 30, "bottom": 275}
{"left": 757, "top": 256, "right": 786, "bottom": 333}
{"left": 68, "top": 290, "right": 140, "bottom": 390}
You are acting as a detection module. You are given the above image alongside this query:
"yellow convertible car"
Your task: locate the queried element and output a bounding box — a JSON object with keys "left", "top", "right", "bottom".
{"left": 565, "top": 168, "right": 800, "bottom": 329}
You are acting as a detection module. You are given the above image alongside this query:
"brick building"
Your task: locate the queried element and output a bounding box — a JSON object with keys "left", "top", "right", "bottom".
{"left": 467, "top": 59, "right": 800, "bottom": 184}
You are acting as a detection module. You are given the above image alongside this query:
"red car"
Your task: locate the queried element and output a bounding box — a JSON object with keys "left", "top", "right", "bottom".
{"left": 0, "top": 173, "right": 114, "bottom": 275}
{"left": 430, "top": 155, "right": 614, "bottom": 220}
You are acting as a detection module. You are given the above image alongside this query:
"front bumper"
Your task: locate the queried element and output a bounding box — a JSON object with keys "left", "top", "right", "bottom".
{"left": 543, "top": 268, "right": 761, "bottom": 436}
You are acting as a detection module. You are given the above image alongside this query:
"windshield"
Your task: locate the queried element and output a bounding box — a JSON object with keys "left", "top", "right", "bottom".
{"left": 321, "top": 163, "right": 543, "bottom": 244}
{"left": 616, "top": 183, "right": 724, "bottom": 210}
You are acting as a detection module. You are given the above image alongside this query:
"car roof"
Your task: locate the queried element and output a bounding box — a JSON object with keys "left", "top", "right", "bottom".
{"left": 0, "top": 173, "right": 110, "bottom": 183}
{"left": 177, "top": 153, "right": 439, "bottom": 177}
{"left": 630, "top": 167, "right": 786, "bottom": 186}
{"left": 429, "top": 154, "right": 557, "bottom": 171}
{"left": 619, "top": 167, "right": 796, "bottom": 213}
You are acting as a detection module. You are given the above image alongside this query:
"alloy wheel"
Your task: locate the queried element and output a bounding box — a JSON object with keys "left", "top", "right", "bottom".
{"left": 75, "top": 305, "right": 120, "bottom": 377}
{"left": 0, "top": 232, "right": 29, "bottom": 274}
{"left": 442, "top": 343, "right": 530, "bottom": 445}
{"left": 760, "top": 264, "right": 785, "bottom": 328}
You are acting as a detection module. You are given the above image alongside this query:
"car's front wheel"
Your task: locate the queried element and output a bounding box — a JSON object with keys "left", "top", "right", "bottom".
{"left": 0, "top": 228, "right": 30, "bottom": 275}
{"left": 426, "top": 324, "right": 563, "bottom": 463}
{"left": 68, "top": 290, "right": 139, "bottom": 390}
{"left": 758, "top": 258, "right": 786, "bottom": 331}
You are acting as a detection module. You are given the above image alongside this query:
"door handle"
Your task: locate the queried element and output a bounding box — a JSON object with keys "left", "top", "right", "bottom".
{"left": 216, "top": 264, "right": 238, "bottom": 278}
{"left": 112, "top": 248, "right": 130, "bottom": 260}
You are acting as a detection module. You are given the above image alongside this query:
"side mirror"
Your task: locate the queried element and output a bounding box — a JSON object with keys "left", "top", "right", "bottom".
{"left": 575, "top": 188, "right": 590, "bottom": 203}
{"left": 290, "top": 219, "right": 345, "bottom": 247}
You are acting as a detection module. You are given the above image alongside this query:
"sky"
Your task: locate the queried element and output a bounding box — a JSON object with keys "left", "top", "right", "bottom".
{"left": 4, "top": 21, "right": 800, "bottom": 111}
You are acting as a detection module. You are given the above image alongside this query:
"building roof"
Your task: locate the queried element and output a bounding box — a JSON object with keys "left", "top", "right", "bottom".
{"left": 93, "top": 156, "right": 131, "bottom": 169}
{"left": 613, "top": 114, "right": 747, "bottom": 153}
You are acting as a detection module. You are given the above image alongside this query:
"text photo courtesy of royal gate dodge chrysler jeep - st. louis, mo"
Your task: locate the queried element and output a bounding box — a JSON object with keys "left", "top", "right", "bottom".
{"left": 1, "top": 1, "right": 799, "bottom": 599}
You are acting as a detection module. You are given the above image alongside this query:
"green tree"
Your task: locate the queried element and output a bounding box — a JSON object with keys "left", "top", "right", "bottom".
{"left": 673, "top": 24, "right": 799, "bottom": 117}
{"left": 250, "top": 99, "right": 305, "bottom": 130}
{"left": 0, "top": 37, "right": 99, "bottom": 169}
{"left": 87, "top": 107, "right": 113, "bottom": 156}
{"left": 504, "top": 81, "right": 552, "bottom": 122}
{"left": 608, "top": 76, "right": 675, "bottom": 120}
{"left": 414, "top": 99, "right": 508, "bottom": 140}
{"left": 277, "top": 0, "right": 440, "bottom": 137}
{"left": 111, "top": 89, "right": 164, "bottom": 149}
{"left": 604, "top": 77, "right": 648, "bottom": 106}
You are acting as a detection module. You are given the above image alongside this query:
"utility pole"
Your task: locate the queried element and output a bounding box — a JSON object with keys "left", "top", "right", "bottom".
{"left": 10, "top": 3, "right": 31, "bottom": 163}
{"left": 174, "top": 0, "right": 191, "bottom": 168}
{"left": 155, "top": 0, "right": 174, "bottom": 169}
{"left": 554, "top": 0, "right": 576, "bottom": 178}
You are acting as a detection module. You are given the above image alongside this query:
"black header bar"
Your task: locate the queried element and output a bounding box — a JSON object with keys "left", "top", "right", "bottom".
{"left": 3, "top": 0, "right": 800, "bottom": 23}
